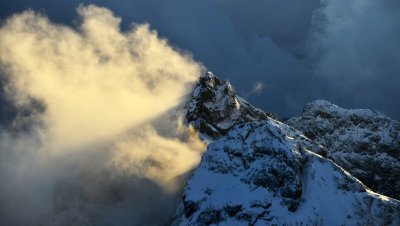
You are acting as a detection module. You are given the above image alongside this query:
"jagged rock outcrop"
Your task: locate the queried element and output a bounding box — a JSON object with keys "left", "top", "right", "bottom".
{"left": 287, "top": 100, "right": 400, "bottom": 200}
{"left": 173, "top": 120, "right": 400, "bottom": 225}
{"left": 185, "top": 72, "right": 275, "bottom": 139}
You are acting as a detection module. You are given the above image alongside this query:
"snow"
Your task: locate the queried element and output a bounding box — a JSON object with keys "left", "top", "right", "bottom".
{"left": 287, "top": 99, "right": 400, "bottom": 200}
{"left": 174, "top": 120, "right": 400, "bottom": 225}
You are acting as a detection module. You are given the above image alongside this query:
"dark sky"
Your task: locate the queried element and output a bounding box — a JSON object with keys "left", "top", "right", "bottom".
{"left": 1, "top": 0, "right": 399, "bottom": 120}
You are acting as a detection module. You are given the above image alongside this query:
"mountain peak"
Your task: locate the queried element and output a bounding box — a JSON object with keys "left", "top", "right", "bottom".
{"left": 302, "top": 99, "right": 381, "bottom": 119}
{"left": 185, "top": 71, "right": 275, "bottom": 139}
{"left": 176, "top": 74, "right": 400, "bottom": 225}
{"left": 305, "top": 99, "right": 338, "bottom": 111}
{"left": 288, "top": 101, "right": 400, "bottom": 199}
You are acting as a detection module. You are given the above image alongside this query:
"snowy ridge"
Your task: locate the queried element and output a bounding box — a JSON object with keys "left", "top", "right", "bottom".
{"left": 173, "top": 120, "right": 400, "bottom": 225}
{"left": 287, "top": 100, "right": 400, "bottom": 200}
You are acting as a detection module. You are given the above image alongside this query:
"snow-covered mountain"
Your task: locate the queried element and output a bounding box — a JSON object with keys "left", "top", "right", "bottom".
{"left": 174, "top": 73, "right": 400, "bottom": 225}
{"left": 287, "top": 100, "right": 400, "bottom": 200}
{"left": 173, "top": 120, "right": 399, "bottom": 225}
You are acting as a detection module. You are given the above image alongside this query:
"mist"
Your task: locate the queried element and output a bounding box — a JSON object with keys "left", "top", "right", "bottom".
{"left": 0, "top": 5, "right": 205, "bottom": 225}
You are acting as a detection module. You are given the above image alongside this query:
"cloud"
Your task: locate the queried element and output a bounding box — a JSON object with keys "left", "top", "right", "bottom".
{"left": 111, "top": 120, "right": 205, "bottom": 190}
{"left": 1, "top": 0, "right": 399, "bottom": 120}
{"left": 0, "top": 0, "right": 324, "bottom": 119}
{"left": 0, "top": 5, "right": 205, "bottom": 225}
{"left": 0, "top": 4, "right": 203, "bottom": 150}
{"left": 242, "top": 81, "right": 266, "bottom": 99}
{"left": 251, "top": 81, "right": 264, "bottom": 94}
{"left": 310, "top": 0, "right": 400, "bottom": 118}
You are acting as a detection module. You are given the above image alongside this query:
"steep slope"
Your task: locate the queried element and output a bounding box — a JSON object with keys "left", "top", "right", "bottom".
{"left": 185, "top": 72, "right": 276, "bottom": 139}
{"left": 173, "top": 120, "right": 400, "bottom": 225}
{"left": 287, "top": 100, "right": 400, "bottom": 200}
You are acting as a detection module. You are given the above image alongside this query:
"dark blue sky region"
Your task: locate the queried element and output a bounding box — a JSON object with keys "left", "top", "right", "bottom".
{"left": 1, "top": 0, "right": 399, "bottom": 120}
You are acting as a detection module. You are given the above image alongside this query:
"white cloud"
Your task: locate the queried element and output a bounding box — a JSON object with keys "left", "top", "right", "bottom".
{"left": 251, "top": 81, "right": 264, "bottom": 94}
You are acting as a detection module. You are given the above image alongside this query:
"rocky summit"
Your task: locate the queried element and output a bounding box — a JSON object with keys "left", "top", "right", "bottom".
{"left": 174, "top": 73, "right": 400, "bottom": 225}
{"left": 287, "top": 100, "right": 400, "bottom": 200}
{"left": 185, "top": 72, "right": 275, "bottom": 139}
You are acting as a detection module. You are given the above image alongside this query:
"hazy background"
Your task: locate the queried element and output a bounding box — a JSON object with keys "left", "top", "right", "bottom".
{"left": 1, "top": 0, "right": 399, "bottom": 120}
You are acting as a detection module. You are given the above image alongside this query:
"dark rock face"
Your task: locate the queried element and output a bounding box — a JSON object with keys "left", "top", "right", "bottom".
{"left": 173, "top": 120, "right": 400, "bottom": 225}
{"left": 287, "top": 100, "right": 400, "bottom": 200}
{"left": 185, "top": 72, "right": 274, "bottom": 139}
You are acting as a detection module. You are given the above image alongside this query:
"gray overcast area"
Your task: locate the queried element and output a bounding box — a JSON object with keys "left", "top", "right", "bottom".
{"left": 1, "top": 0, "right": 399, "bottom": 120}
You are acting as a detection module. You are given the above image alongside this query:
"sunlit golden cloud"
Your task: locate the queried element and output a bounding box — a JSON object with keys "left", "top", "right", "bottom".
{"left": 0, "top": 4, "right": 202, "bottom": 150}
{"left": 0, "top": 5, "right": 206, "bottom": 225}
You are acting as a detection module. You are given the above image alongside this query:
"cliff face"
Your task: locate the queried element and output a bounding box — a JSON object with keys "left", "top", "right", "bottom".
{"left": 287, "top": 100, "right": 400, "bottom": 200}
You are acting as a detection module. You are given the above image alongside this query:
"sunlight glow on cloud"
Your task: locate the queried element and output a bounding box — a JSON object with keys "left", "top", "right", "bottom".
{"left": 0, "top": 5, "right": 206, "bottom": 225}
{"left": 0, "top": 4, "right": 202, "bottom": 150}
